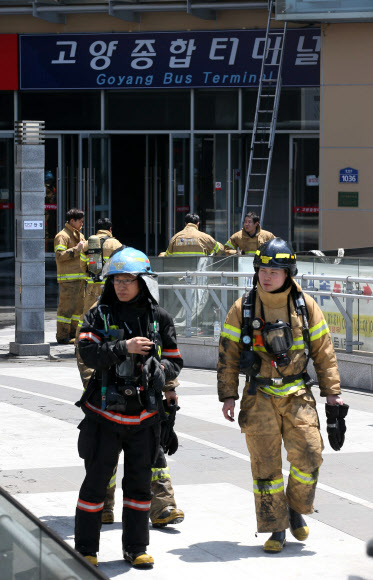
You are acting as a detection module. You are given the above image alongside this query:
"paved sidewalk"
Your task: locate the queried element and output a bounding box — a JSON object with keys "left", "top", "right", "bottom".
{"left": 0, "top": 317, "right": 372, "bottom": 579}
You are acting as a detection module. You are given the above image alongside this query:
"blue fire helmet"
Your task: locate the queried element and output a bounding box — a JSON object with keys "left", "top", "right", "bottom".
{"left": 102, "top": 246, "right": 159, "bottom": 303}
{"left": 45, "top": 170, "right": 54, "bottom": 182}
{"left": 103, "top": 247, "right": 154, "bottom": 278}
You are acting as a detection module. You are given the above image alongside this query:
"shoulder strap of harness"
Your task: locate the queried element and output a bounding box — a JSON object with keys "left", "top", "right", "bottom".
{"left": 241, "top": 286, "right": 256, "bottom": 349}
{"left": 100, "top": 235, "right": 110, "bottom": 251}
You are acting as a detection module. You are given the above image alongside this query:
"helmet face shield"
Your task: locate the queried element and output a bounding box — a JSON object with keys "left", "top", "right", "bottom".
{"left": 254, "top": 238, "right": 298, "bottom": 277}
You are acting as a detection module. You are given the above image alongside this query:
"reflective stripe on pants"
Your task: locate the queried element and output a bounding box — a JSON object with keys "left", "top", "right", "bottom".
{"left": 242, "top": 388, "right": 323, "bottom": 532}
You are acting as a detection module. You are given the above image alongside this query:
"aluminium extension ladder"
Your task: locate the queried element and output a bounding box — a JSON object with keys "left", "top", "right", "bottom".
{"left": 240, "top": 0, "right": 287, "bottom": 227}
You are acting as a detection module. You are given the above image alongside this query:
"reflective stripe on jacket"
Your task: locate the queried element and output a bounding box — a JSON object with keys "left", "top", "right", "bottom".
{"left": 54, "top": 223, "right": 85, "bottom": 283}
{"left": 224, "top": 225, "right": 275, "bottom": 255}
{"left": 166, "top": 223, "right": 223, "bottom": 257}
{"left": 217, "top": 280, "right": 341, "bottom": 402}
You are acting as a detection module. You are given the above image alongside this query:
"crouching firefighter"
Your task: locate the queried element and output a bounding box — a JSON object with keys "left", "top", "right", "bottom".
{"left": 217, "top": 238, "right": 348, "bottom": 553}
{"left": 74, "top": 247, "right": 183, "bottom": 568}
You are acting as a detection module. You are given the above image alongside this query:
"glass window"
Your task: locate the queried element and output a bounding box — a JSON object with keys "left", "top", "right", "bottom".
{"left": 0, "top": 138, "right": 14, "bottom": 253}
{"left": 106, "top": 90, "right": 190, "bottom": 130}
{"left": 0, "top": 92, "right": 14, "bottom": 130}
{"left": 19, "top": 92, "right": 101, "bottom": 130}
{"left": 242, "top": 87, "right": 320, "bottom": 130}
{"left": 45, "top": 139, "right": 58, "bottom": 253}
{"left": 194, "top": 135, "right": 229, "bottom": 244}
{"left": 195, "top": 90, "right": 238, "bottom": 130}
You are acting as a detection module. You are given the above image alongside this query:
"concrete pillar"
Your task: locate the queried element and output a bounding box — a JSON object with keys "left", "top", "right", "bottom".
{"left": 9, "top": 121, "right": 50, "bottom": 356}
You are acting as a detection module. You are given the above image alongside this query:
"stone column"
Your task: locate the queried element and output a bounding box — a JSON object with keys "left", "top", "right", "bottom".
{"left": 9, "top": 121, "right": 50, "bottom": 356}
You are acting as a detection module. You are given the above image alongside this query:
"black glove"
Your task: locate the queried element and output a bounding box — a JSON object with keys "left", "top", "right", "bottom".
{"left": 142, "top": 356, "right": 165, "bottom": 393}
{"left": 161, "top": 400, "right": 179, "bottom": 456}
{"left": 325, "top": 403, "right": 349, "bottom": 451}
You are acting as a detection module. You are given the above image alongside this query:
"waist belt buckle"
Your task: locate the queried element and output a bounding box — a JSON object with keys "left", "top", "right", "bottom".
{"left": 272, "top": 378, "right": 283, "bottom": 386}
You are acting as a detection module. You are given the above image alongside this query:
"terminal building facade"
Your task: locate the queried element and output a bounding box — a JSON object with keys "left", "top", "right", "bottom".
{"left": 0, "top": 0, "right": 371, "bottom": 262}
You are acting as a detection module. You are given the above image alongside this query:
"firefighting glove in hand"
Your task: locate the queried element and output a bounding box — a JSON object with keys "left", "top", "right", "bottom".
{"left": 325, "top": 403, "right": 349, "bottom": 451}
{"left": 142, "top": 356, "right": 165, "bottom": 393}
{"left": 161, "top": 400, "right": 179, "bottom": 456}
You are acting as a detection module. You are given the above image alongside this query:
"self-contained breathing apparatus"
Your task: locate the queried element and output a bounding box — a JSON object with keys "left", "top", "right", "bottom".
{"left": 239, "top": 285, "right": 312, "bottom": 395}
{"left": 95, "top": 304, "right": 166, "bottom": 417}
{"left": 86, "top": 235, "right": 110, "bottom": 282}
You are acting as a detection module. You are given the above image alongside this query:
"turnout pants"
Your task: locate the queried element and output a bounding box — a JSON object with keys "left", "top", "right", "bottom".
{"left": 56, "top": 280, "right": 84, "bottom": 341}
{"left": 75, "top": 418, "right": 157, "bottom": 555}
{"left": 75, "top": 283, "right": 103, "bottom": 388}
{"left": 75, "top": 283, "right": 103, "bottom": 341}
{"left": 242, "top": 388, "right": 324, "bottom": 533}
{"left": 103, "top": 446, "right": 176, "bottom": 521}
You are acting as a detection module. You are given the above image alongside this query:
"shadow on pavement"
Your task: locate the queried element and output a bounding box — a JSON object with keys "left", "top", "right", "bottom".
{"left": 169, "top": 540, "right": 315, "bottom": 561}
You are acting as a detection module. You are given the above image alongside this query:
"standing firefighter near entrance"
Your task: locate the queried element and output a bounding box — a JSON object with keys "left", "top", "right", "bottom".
{"left": 54, "top": 208, "right": 86, "bottom": 344}
{"left": 75, "top": 247, "right": 183, "bottom": 568}
{"left": 217, "top": 238, "right": 349, "bottom": 553}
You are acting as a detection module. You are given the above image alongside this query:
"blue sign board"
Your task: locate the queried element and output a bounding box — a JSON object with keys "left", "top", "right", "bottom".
{"left": 19, "top": 28, "right": 320, "bottom": 90}
{"left": 339, "top": 167, "right": 359, "bottom": 184}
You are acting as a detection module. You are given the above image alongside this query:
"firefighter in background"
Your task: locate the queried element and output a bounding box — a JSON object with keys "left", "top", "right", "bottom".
{"left": 75, "top": 247, "right": 183, "bottom": 568}
{"left": 217, "top": 238, "right": 347, "bottom": 553}
{"left": 77, "top": 237, "right": 184, "bottom": 529}
{"left": 54, "top": 208, "right": 85, "bottom": 344}
{"left": 76, "top": 217, "right": 122, "bottom": 361}
{"left": 224, "top": 211, "right": 275, "bottom": 255}
{"left": 165, "top": 213, "right": 224, "bottom": 257}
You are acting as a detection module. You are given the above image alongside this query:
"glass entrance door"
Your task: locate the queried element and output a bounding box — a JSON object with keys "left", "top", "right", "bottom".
{"left": 170, "top": 134, "right": 190, "bottom": 240}
{"left": 194, "top": 134, "right": 232, "bottom": 244}
{"left": 146, "top": 135, "right": 169, "bottom": 256}
{"left": 290, "top": 136, "right": 319, "bottom": 252}
{"left": 44, "top": 136, "right": 61, "bottom": 254}
{"left": 0, "top": 136, "right": 14, "bottom": 255}
{"left": 81, "top": 135, "right": 111, "bottom": 238}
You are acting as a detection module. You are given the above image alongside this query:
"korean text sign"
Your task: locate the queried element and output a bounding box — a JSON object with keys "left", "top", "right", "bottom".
{"left": 19, "top": 29, "right": 320, "bottom": 90}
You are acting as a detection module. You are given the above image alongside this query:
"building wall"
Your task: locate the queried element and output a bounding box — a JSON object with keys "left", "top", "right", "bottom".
{"left": 0, "top": 11, "right": 269, "bottom": 35}
{"left": 320, "top": 23, "right": 373, "bottom": 250}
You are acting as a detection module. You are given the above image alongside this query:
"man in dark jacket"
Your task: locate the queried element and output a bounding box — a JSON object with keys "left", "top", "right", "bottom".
{"left": 75, "top": 247, "right": 183, "bottom": 569}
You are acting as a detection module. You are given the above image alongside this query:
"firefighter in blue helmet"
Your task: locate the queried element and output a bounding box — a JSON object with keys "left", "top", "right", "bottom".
{"left": 75, "top": 247, "right": 183, "bottom": 568}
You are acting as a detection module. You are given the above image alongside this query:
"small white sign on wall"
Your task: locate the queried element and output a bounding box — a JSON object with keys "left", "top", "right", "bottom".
{"left": 24, "top": 220, "right": 44, "bottom": 230}
{"left": 306, "top": 175, "right": 319, "bottom": 186}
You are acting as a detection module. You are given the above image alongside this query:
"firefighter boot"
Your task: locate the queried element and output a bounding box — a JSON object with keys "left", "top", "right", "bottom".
{"left": 152, "top": 506, "right": 184, "bottom": 528}
{"left": 123, "top": 551, "right": 154, "bottom": 568}
{"left": 289, "top": 507, "right": 309, "bottom": 541}
{"left": 82, "top": 553, "right": 98, "bottom": 567}
{"left": 263, "top": 530, "right": 286, "bottom": 553}
{"left": 101, "top": 467, "right": 116, "bottom": 524}
{"left": 101, "top": 510, "right": 114, "bottom": 524}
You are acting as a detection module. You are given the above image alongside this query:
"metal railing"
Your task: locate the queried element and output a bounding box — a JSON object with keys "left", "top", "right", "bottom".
{"left": 157, "top": 270, "right": 373, "bottom": 353}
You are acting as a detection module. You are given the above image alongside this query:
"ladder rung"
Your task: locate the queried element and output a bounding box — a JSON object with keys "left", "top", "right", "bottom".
{"left": 268, "top": 31, "right": 285, "bottom": 36}
{"left": 245, "top": 205, "right": 262, "bottom": 208}
{"left": 252, "top": 157, "right": 270, "bottom": 160}
{"left": 248, "top": 188, "right": 265, "bottom": 191}
{"left": 258, "top": 110, "right": 273, "bottom": 113}
{"left": 260, "top": 93, "right": 276, "bottom": 97}
{"left": 261, "top": 78, "right": 277, "bottom": 83}
{"left": 251, "top": 173, "right": 267, "bottom": 176}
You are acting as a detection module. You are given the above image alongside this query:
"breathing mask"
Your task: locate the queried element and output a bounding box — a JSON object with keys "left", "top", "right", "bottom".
{"left": 262, "top": 319, "right": 293, "bottom": 367}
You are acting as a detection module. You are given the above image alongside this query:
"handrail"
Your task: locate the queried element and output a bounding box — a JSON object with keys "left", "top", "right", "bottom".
{"left": 157, "top": 270, "right": 373, "bottom": 352}
{"left": 159, "top": 284, "right": 373, "bottom": 300}
{"left": 157, "top": 270, "right": 373, "bottom": 284}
